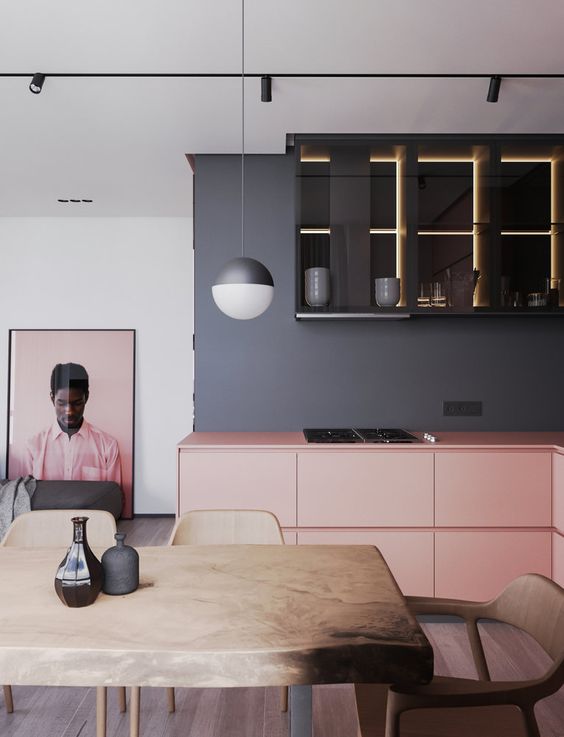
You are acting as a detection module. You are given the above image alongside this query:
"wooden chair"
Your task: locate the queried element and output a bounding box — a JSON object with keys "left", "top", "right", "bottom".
{"left": 355, "top": 573, "right": 564, "bottom": 737}
{"left": 167, "top": 508, "right": 285, "bottom": 546}
{"left": 0, "top": 509, "right": 126, "bottom": 737}
{"left": 128, "top": 509, "right": 286, "bottom": 736}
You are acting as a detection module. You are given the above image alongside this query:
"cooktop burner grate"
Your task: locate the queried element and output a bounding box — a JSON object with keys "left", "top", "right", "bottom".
{"left": 303, "top": 428, "right": 363, "bottom": 443}
{"left": 303, "top": 428, "right": 418, "bottom": 443}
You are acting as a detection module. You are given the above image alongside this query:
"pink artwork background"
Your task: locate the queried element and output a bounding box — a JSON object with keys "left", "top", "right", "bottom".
{"left": 8, "top": 330, "right": 134, "bottom": 517}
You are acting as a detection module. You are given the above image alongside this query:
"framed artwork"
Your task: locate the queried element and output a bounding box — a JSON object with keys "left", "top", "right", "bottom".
{"left": 6, "top": 329, "right": 135, "bottom": 518}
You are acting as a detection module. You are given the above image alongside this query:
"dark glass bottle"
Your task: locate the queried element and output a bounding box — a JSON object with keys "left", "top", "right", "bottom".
{"left": 101, "top": 533, "right": 139, "bottom": 595}
{"left": 54, "top": 516, "right": 104, "bottom": 607}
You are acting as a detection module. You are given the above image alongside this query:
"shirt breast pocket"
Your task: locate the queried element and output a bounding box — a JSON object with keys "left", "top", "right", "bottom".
{"left": 81, "top": 466, "right": 106, "bottom": 481}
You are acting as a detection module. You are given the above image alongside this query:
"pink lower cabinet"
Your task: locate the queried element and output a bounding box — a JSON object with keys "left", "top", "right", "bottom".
{"left": 435, "top": 531, "right": 551, "bottom": 600}
{"left": 178, "top": 451, "right": 296, "bottom": 526}
{"left": 554, "top": 452, "right": 564, "bottom": 534}
{"left": 553, "top": 532, "right": 564, "bottom": 588}
{"left": 297, "top": 452, "right": 433, "bottom": 527}
{"left": 554, "top": 455, "right": 564, "bottom": 586}
{"left": 435, "top": 451, "right": 551, "bottom": 527}
{"left": 297, "top": 530, "right": 434, "bottom": 597}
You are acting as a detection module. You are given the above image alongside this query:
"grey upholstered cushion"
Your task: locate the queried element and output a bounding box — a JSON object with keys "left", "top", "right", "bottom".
{"left": 29, "top": 480, "right": 123, "bottom": 519}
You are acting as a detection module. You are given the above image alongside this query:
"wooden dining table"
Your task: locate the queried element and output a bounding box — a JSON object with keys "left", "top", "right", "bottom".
{"left": 0, "top": 544, "right": 433, "bottom": 736}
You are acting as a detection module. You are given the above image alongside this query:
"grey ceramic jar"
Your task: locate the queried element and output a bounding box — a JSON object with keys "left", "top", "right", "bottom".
{"left": 101, "top": 533, "right": 139, "bottom": 595}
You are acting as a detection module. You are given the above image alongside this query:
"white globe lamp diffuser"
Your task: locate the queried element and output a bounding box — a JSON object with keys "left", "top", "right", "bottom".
{"left": 211, "top": 0, "right": 274, "bottom": 320}
{"left": 212, "top": 257, "right": 274, "bottom": 320}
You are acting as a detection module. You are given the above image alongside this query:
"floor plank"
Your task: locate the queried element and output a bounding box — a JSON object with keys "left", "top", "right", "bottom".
{"left": 117, "top": 516, "right": 174, "bottom": 547}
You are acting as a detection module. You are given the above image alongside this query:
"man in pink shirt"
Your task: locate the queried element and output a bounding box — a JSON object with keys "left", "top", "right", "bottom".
{"left": 23, "top": 363, "right": 122, "bottom": 484}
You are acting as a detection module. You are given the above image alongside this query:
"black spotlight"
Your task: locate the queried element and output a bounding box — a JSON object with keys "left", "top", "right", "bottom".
{"left": 487, "top": 75, "right": 501, "bottom": 103}
{"left": 261, "top": 75, "right": 272, "bottom": 102}
{"left": 29, "top": 73, "right": 45, "bottom": 94}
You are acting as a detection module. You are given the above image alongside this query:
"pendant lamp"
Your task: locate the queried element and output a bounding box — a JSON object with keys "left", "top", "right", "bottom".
{"left": 211, "top": 0, "right": 274, "bottom": 320}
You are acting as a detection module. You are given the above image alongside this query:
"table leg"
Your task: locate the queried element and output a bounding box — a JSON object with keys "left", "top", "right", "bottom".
{"left": 130, "top": 687, "right": 140, "bottom": 737}
{"left": 290, "top": 685, "right": 312, "bottom": 737}
{"left": 96, "top": 687, "right": 106, "bottom": 737}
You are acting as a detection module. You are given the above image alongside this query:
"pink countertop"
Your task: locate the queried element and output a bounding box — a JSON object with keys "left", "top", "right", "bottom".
{"left": 178, "top": 431, "right": 564, "bottom": 451}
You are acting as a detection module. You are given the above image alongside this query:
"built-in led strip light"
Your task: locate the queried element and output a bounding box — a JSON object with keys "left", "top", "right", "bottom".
{"left": 418, "top": 231, "right": 474, "bottom": 236}
{"left": 500, "top": 157, "right": 552, "bottom": 162}
{"left": 370, "top": 156, "right": 399, "bottom": 163}
{"left": 301, "top": 228, "right": 403, "bottom": 235}
{"left": 396, "top": 157, "right": 403, "bottom": 286}
{"left": 418, "top": 157, "right": 475, "bottom": 163}
{"left": 501, "top": 231, "right": 551, "bottom": 236}
{"left": 551, "top": 159, "right": 561, "bottom": 302}
{"left": 472, "top": 159, "right": 478, "bottom": 284}
{"left": 300, "top": 157, "right": 331, "bottom": 163}
{"left": 472, "top": 160, "right": 478, "bottom": 226}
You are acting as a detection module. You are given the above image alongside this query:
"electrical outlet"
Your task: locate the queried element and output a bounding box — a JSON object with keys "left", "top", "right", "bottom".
{"left": 443, "top": 400, "right": 482, "bottom": 417}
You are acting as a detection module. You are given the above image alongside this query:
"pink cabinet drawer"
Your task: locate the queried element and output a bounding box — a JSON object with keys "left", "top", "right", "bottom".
{"left": 297, "top": 452, "right": 433, "bottom": 527}
{"left": 178, "top": 451, "right": 296, "bottom": 526}
{"left": 435, "top": 531, "right": 551, "bottom": 601}
{"left": 297, "top": 529, "right": 434, "bottom": 597}
{"left": 435, "top": 452, "right": 551, "bottom": 527}
{"left": 553, "top": 453, "right": 564, "bottom": 534}
{"left": 553, "top": 532, "right": 564, "bottom": 588}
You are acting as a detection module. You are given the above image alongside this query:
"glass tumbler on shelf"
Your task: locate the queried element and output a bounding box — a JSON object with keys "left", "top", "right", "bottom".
{"left": 304, "top": 267, "right": 331, "bottom": 307}
{"left": 431, "top": 281, "right": 448, "bottom": 308}
{"left": 417, "top": 282, "right": 431, "bottom": 307}
{"left": 527, "top": 292, "right": 547, "bottom": 308}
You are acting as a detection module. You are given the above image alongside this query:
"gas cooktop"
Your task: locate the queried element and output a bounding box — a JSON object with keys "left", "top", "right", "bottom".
{"left": 303, "top": 428, "right": 419, "bottom": 444}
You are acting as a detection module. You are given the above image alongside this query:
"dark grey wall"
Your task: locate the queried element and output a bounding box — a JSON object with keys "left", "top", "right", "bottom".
{"left": 194, "top": 153, "right": 564, "bottom": 432}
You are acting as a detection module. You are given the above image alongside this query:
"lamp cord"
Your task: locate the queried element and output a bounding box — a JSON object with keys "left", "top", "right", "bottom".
{"left": 241, "top": 0, "right": 245, "bottom": 257}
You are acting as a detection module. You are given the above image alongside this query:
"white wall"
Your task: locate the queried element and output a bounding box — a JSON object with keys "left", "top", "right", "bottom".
{"left": 0, "top": 217, "right": 193, "bottom": 514}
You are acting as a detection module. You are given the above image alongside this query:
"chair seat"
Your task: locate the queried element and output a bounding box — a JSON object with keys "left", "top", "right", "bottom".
{"left": 355, "top": 684, "right": 528, "bottom": 737}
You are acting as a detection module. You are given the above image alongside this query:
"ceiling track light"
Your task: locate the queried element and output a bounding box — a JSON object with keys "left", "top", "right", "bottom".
{"left": 487, "top": 75, "right": 502, "bottom": 103}
{"left": 261, "top": 75, "right": 272, "bottom": 102}
{"left": 7, "top": 71, "right": 562, "bottom": 102}
{"left": 29, "top": 72, "right": 45, "bottom": 94}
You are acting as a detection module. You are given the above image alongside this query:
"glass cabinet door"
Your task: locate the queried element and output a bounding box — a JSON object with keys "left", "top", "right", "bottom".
{"left": 498, "top": 144, "right": 563, "bottom": 309}
{"left": 415, "top": 143, "right": 490, "bottom": 312}
{"left": 297, "top": 142, "right": 407, "bottom": 315}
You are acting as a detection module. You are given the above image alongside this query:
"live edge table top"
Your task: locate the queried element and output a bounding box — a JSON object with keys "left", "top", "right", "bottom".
{"left": 0, "top": 545, "right": 432, "bottom": 690}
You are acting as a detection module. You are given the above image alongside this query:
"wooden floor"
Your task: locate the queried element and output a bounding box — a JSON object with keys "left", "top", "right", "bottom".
{"left": 1, "top": 516, "right": 563, "bottom": 737}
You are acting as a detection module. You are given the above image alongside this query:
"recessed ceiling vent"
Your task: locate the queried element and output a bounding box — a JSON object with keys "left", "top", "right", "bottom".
{"left": 57, "top": 199, "right": 93, "bottom": 203}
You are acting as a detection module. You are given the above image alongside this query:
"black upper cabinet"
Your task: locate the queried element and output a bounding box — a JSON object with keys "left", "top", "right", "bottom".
{"left": 295, "top": 135, "right": 564, "bottom": 317}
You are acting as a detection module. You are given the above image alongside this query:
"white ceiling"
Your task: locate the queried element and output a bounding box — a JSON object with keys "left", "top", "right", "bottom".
{"left": 1, "top": 0, "right": 564, "bottom": 216}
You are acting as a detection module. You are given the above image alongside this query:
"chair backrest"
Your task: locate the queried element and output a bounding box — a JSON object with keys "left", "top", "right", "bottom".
{"left": 169, "top": 509, "right": 284, "bottom": 546}
{"left": 489, "top": 574, "right": 564, "bottom": 663}
{"left": 1, "top": 509, "right": 117, "bottom": 549}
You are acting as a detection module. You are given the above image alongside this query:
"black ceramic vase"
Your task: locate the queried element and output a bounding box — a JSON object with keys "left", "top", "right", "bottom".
{"left": 101, "top": 533, "right": 139, "bottom": 595}
{"left": 54, "top": 516, "right": 104, "bottom": 607}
